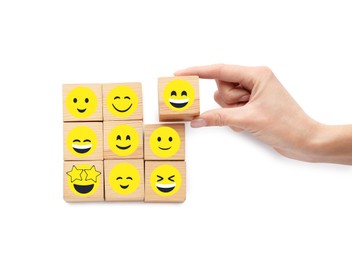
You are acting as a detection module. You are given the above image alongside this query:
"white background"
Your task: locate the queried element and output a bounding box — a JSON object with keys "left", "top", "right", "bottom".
{"left": 0, "top": 1, "right": 351, "bottom": 259}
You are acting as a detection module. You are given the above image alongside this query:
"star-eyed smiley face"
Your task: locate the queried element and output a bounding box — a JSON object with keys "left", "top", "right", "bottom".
{"left": 66, "top": 164, "right": 101, "bottom": 196}
{"left": 108, "top": 163, "right": 141, "bottom": 195}
{"left": 107, "top": 86, "right": 138, "bottom": 118}
{"left": 108, "top": 124, "right": 139, "bottom": 156}
{"left": 149, "top": 126, "right": 181, "bottom": 158}
{"left": 66, "top": 126, "right": 98, "bottom": 157}
{"left": 163, "top": 79, "right": 195, "bottom": 111}
{"left": 66, "top": 86, "right": 98, "bottom": 118}
{"left": 150, "top": 164, "right": 182, "bottom": 196}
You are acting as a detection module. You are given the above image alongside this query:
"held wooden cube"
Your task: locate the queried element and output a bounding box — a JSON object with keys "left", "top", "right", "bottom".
{"left": 145, "top": 161, "right": 186, "bottom": 203}
{"left": 104, "top": 159, "right": 144, "bottom": 201}
{"left": 63, "top": 84, "right": 102, "bottom": 122}
{"left": 158, "top": 76, "right": 200, "bottom": 121}
{"left": 63, "top": 160, "right": 104, "bottom": 202}
{"left": 144, "top": 123, "right": 185, "bottom": 161}
{"left": 63, "top": 122, "right": 103, "bottom": 161}
{"left": 103, "top": 120, "right": 143, "bottom": 159}
{"left": 103, "top": 82, "right": 143, "bottom": 121}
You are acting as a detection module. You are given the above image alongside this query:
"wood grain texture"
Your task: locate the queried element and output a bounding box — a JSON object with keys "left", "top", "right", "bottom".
{"left": 62, "top": 84, "right": 103, "bottom": 122}
{"left": 158, "top": 76, "right": 199, "bottom": 121}
{"left": 144, "top": 161, "right": 186, "bottom": 203}
{"left": 104, "top": 159, "right": 144, "bottom": 201}
{"left": 144, "top": 123, "right": 185, "bottom": 160}
{"left": 63, "top": 160, "right": 104, "bottom": 202}
{"left": 103, "top": 120, "right": 144, "bottom": 159}
{"left": 63, "top": 122, "right": 103, "bottom": 161}
{"left": 103, "top": 82, "right": 143, "bottom": 121}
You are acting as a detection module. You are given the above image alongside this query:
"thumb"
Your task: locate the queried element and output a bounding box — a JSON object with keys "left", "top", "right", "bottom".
{"left": 191, "top": 107, "right": 248, "bottom": 129}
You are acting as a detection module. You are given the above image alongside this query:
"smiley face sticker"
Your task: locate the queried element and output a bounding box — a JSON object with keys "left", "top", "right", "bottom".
{"left": 108, "top": 124, "right": 139, "bottom": 156}
{"left": 66, "top": 86, "right": 98, "bottom": 118}
{"left": 150, "top": 126, "right": 181, "bottom": 158}
{"left": 150, "top": 164, "right": 182, "bottom": 196}
{"left": 66, "top": 125, "right": 98, "bottom": 157}
{"left": 108, "top": 163, "right": 141, "bottom": 195}
{"left": 106, "top": 86, "right": 138, "bottom": 118}
{"left": 163, "top": 79, "right": 195, "bottom": 111}
{"left": 66, "top": 164, "right": 101, "bottom": 197}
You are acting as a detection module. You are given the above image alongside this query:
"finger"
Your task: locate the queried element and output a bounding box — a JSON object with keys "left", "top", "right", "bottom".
{"left": 175, "top": 64, "right": 255, "bottom": 90}
{"left": 216, "top": 80, "right": 250, "bottom": 104}
{"left": 191, "top": 107, "right": 249, "bottom": 129}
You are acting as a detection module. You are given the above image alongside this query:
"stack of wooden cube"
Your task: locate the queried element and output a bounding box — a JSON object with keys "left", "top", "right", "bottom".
{"left": 62, "top": 76, "right": 199, "bottom": 203}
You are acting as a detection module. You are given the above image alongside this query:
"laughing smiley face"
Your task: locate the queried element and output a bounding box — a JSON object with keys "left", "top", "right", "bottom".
{"left": 107, "top": 86, "right": 138, "bottom": 118}
{"left": 163, "top": 79, "right": 195, "bottom": 111}
{"left": 150, "top": 164, "right": 182, "bottom": 196}
{"left": 66, "top": 86, "right": 98, "bottom": 118}
{"left": 66, "top": 126, "right": 98, "bottom": 157}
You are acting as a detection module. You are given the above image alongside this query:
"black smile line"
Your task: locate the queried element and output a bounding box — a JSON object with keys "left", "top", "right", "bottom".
{"left": 73, "top": 147, "right": 91, "bottom": 154}
{"left": 169, "top": 101, "right": 188, "bottom": 108}
{"left": 77, "top": 108, "right": 87, "bottom": 113}
{"left": 116, "top": 144, "right": 131, "bottom": 150}
{"left": 120, "top": 184, "right": 129, "bottom": 189}
{"left": 112, "top": 103, "right": 132, "bottom": 113}
{"left": 157, "top": 186, "right": 175, "bottom": 193}
{"left": 158, "top": 146, "right": 171, "bottom": 150}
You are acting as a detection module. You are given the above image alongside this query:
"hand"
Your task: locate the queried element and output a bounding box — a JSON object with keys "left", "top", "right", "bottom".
{"left": 175, "top": 64, "right": 352, "bottom": 164}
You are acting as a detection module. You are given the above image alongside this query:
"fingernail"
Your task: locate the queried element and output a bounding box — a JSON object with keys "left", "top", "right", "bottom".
{"left": 191, "top": 118, "right": 206, "bottom": 128}
{"left": 239, "top": 95, "right": 250, "bottom": 102}
{"left": 174, "top": 69, "right": 184, "bottom": 76}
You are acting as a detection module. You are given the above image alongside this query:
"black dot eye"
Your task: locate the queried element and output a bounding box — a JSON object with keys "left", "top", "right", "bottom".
{"left": 157, "top": 137, "right": 161, "bottom": 142}
{"left": 181, "top": 91, "right": 187, "bottom": 96}
{"left": 126, "top": 135, "right": 131, "bottom": 140}
{"left": 85, "top": 98, "right": 89, "bottom": 103}
{"left": 171, "top": 90, "right": 176, "bottom": 96}
{"left": 168, "top": 137, "right": 173, "bottom": 142}
{"left": 73, "top": 98, "right": 77, "bottom": 103}
{"left": 116, "top": 135, "right": 121, "bottom": 140}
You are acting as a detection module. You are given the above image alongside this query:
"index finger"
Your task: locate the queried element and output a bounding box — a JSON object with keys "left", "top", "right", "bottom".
{"left": 174, "top": 64, "right": 256, "bottom": 89}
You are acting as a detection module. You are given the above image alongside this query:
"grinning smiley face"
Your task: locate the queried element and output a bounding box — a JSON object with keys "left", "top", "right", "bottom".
{"left": 66, "top": 126, "right": 98, "bottom": 157}
{"left": 149, "top": 126, "right": 181, "bottom": 158}
{"left": 163, "top": 79, "right": 195, "bottom": 111}
{"left": 150, "top": 164, "right": 182, "bottom": 196}
{"left": 66, "top": 164, "right": 101, "bottom": 196}
{"left": 66, "top": 86, "right": 98, "bottom": 118}
{"left": 108, "top": 163, "right": 141, "bottom": 195}
{"left": 107, "top": 86, "right": 138, "bottom": 118}
{"left": 108, "top": 124, "right": 139, "bottom": 156}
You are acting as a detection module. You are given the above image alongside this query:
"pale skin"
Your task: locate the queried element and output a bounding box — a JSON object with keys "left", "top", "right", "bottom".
{"left": 175, "top": 64, "right": 352, "bottom": 165}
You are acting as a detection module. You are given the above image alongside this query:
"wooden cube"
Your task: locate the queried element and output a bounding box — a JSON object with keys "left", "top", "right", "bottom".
{"left": 63, "top": 122, "right": 103, "bottom": 161}
{"left": 103, "top": 120, "right": 143, "bottom": 159}
{"left": 145, "top": 161, "right": 186, "bottom": 203}
{"left": 144, "top": 123, "right": 185, "bottom": 160}
{"left": 103, "top": 83, "right": 143, "bottom": 121}
{"left": 63, "top": 84, "right": 102, "bottom": 122}
{"left": 158, "top": 76, "right": 200, "bottom": 121}
{"left": 104, "top": 159, "right": 144, "bottom": 201}
{"left": 63, "top": 160, "right": 104, "bottom": 202}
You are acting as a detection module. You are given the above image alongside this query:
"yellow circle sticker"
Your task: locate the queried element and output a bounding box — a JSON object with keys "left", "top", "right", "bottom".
{"left": 108, "top": 124, "right": 139, "bottom": 156}
{"left": 66, "top": 164, "right": 101, "bottom": 197}
{"left": 149, "top": 126, "right": 180, "bottom": 158}
{"left": 66, "top": 86, "right": 98, "bottom": 118}
{"left": 150, "top": 164, "right": 182, "bottom": 196}
{"left": 107, "top": 86, "right": 138, "bottom": 118}
{"left": 163, "top": 79, "right": 195, "bottom": 111}
{"left": 108, "top": 163, "right": 140, "bottom": 195}
{"left": 66, "top": 126, "right": 98, "bottom": 157}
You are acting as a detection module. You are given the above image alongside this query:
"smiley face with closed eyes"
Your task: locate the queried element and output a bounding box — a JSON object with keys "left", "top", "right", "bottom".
{"left": 108, "top": 124, "right": 139, "bottom": 156}
{"left": 163, "top": 79, "right": 195, "bottom": 111}
{"left": 66, "top": 126, "right": 98, "bottom": 157}
{"left": 107, "top": 86, "right": 138, "bottom": 118}
{"left": 150, "top": 164, "right": 182, "bottom": 196}
{"left": 108, "top": 163, "right": 141, "bottom": 195}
